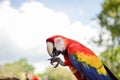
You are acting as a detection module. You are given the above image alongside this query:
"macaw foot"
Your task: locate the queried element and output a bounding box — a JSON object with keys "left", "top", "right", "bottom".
{"left": 48, "top": 57, "right": 66, "bottom": 68}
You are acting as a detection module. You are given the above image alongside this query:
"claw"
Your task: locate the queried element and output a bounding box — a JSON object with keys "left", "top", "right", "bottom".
{"left": 48, "top": 57, "right": 66, "bottom": 68}
{"left": 53, "top": 61, "right": 59, "bottom": 68}
{"left": 48, "top": 57, "right": 59, "bottom": 68}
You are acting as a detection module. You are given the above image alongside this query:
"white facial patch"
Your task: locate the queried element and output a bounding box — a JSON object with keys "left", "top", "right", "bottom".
{"left": 54, "top": 37, "right": 65, "bottom": 51}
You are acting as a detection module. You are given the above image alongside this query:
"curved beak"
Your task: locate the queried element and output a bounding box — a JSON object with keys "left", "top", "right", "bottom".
{"left": 47, "top": 42, "right": 61, "bottom": 57}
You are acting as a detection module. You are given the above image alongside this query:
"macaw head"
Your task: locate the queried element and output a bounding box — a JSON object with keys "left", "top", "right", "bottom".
{"left": 46, "top": 35, "right": 69, "bottom": 57}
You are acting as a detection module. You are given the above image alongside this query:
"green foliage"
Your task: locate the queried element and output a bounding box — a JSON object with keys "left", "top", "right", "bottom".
{"left": 98, "top": 0, "right": 120, "bottom": 46}
{"left": 40, "top": 66, "right": 77, "bottom": 80}
{"left": 0, "top": 58, "right": 34, "bottom": 78}
{"left": 13, "top": 58, "right": 34, "bottom": 73}
{"left": 100, "top": 46, "right": 120, "bottom": 79}
{"left": 98, "top": 0, "right": 120, "bottom": 79}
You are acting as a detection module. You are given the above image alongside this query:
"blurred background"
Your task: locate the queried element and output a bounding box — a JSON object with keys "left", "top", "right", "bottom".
{"left": 0, "top": 0, "right": 120, "bottom": 79}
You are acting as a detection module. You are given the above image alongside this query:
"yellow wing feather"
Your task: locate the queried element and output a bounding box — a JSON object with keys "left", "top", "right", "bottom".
{"left": 76, "top": 52, "right": 107, "bottom": 75}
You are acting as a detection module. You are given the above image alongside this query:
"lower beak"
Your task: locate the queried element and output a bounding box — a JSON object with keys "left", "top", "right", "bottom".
{"left": 52, "top": 48, "right": 61, "bottom": 57}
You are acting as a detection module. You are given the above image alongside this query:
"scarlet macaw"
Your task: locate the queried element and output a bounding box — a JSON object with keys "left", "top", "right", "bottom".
{"left": 46, "top": 35, "right": 118, "bottom": 80}
{"left": 20, "top": 73, "right": 39, "bottom": 80}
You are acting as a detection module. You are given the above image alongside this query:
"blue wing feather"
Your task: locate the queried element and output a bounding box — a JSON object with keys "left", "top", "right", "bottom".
{"left": 69, "top": 54, "right": 112, "bottom": 80}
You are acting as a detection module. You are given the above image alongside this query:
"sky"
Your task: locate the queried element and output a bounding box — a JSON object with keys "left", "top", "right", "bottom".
{"left": 0, "top": 0, "right": 104, "bottom": 73}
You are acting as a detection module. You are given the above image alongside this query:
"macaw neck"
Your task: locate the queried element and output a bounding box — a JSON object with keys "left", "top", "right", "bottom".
{"left": 65, "top": 39, "right": 79, "bottom": 49}
{"left": 66, "top": 39, "right": 95, "bottom": 56}
{"left": 62, "top": 50, "right": 72, "bottom": 66}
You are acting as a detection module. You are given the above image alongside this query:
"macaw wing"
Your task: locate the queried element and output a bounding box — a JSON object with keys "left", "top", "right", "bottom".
{"left": 68, "top": 44, "right": 112, "bottom": 80}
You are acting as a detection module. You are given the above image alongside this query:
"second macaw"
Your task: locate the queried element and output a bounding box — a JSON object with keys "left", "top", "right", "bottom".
{"left": 46, "top": 35, "right": 118, "bottom": 80}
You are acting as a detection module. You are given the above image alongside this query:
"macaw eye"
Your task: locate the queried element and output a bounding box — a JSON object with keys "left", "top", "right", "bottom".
{"left": 57, "top": 39, "right": 61, "bottom": 42}
{"left": 55, "top": 38, "right": 62, "bottom": 43}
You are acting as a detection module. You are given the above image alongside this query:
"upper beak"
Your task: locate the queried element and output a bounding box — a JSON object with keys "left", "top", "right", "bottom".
{"left": 46, "top": 42, "right": 61, "bottom": 57}
{"left": 47, "top": 42, "right": 54, "bottom": 57}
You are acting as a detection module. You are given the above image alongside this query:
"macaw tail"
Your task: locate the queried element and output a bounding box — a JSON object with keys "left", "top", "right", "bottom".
{"left": 103, "top": 64, "right": 118, "bottom": 80}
